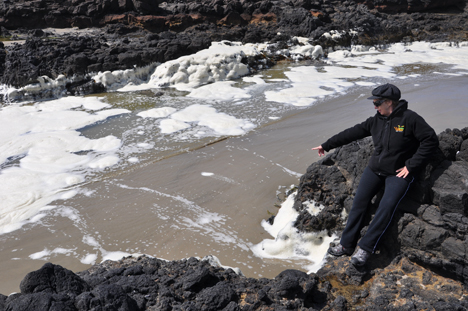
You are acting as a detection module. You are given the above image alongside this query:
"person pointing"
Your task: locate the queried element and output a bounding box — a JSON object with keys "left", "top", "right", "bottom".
{"left": 312, "top": 83, "right": 438, "bottom": 266}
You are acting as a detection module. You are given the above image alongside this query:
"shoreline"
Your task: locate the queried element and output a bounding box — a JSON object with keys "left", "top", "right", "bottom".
{"left": 1, "top": 77, "right": 467, "bottom": 309}
{"left": 1, "top": 72, "right": 467, "bottom": 295}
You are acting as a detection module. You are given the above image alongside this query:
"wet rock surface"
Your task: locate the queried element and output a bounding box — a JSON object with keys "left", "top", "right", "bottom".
{"left": 2, "top": 128, "right": 468, "bottom": 310}
{"left": 1, "top": 0, "right": 468, "bottom": 96}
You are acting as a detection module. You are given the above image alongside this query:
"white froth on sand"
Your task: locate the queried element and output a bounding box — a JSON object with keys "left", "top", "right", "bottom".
{"left": 289, "top": 43, "right": 324, "bottom": 60}
{"left": 144, "top": 41, "right": 258, "bottom": 90}
{"left": 243, "top": 75, "right": 266, "bottom": 84}
{"left": 25, "top": 212, "right": 139, "bottom": 265}
{"left": 267, "top": 41, "right": 468, "bottom": 107}
{"left": 159, "top": 119, "right": 192, "bottom": 134}
{"left": 252, "top": 192, "right": 337, "bottom": 273}
{"left": 29, "top": 247, "right": 75, "bottom": 260}
{"left": 102, "top": 251, "right": 135, "bottom": 262}
{"left": 0, "top": 96, "right": 126, "bottom": 234}
{"left": 81, "top": 254, "right": 98, "bottom": 265}
{"left": 128, "top": 157, "right": 140, "bottom": 163}
{"left": 93, "top": 63, "right": 159, "bottom": 89}
{"left": 137, "top": 107, "right": 177, "bottom": 118}
{"left": 187, "top": 81, "right": 251, "bottom": 100}
{"left": 88, "top": 155, "right": 120, "bottom": 169}
{"left": 265, "top": 62, "right": 395, "bottom": 106}
{"left": 158, "top": 104, "right": 255, "bottom": 136}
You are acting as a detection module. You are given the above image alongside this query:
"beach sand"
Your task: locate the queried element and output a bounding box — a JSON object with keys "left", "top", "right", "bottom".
{"left": 0, "top": 73, "right": 467, "bottom": 295}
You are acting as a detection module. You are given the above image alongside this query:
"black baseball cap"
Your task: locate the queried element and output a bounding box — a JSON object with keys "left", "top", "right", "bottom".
{"left": 367, "top": 83, "right": 401, "bottom": 101}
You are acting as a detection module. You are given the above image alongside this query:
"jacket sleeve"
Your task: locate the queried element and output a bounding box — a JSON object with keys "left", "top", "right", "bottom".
{"left": 405, "top": 114, "right": 439, "bottom": 172}
{"left": 321, "top": 117, "right": 373, "bottom": 152}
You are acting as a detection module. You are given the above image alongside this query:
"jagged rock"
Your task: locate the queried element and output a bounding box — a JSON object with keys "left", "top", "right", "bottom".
{"left": 194, "top": 282, "right": 237, "bottom": 310}
{"left": 2, "top": 0, "right": 468, "bottom": 95}
{"left": 361, "top": 0, "right": 465, "bottom": 13}
{"left": 432, "top": 161, "right": 468, "bottom": 216}
{"left": 296, "top": 128, "right": 468, "bottom": 289}
{"left": 76, "top": 283, "right": 140, "bottom": 311}
{"left": 20, "top": 262, "right": 90, "bottom": 295}
{"left": 0, "top": 256, "right": 332, "bottom": 311}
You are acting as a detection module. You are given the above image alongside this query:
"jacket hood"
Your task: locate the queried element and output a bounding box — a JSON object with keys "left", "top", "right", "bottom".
{"left": 393, "top": 100, "right": 408, "bottom": 115}
{"left": 377, "top": 99, "right": 408, "bottom": 119}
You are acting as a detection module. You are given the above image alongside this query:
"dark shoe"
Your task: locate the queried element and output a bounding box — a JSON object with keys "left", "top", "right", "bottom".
{"left": 328, "top": 244, "right": 354, "bottom": 257}
{"left": 350, "top": 248, "right": 370, "bottom": 266}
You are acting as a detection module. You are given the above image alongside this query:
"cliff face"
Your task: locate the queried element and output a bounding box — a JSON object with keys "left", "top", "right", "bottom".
{"left": 1, "top": 128, "right": 467, "bottom": 311}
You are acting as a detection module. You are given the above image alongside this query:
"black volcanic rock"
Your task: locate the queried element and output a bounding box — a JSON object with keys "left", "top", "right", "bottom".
{"left": 0, "top": 256, "right": 332, "bottom": 311}
{"left": 294, "top": 128, "right": 468, "bottom": 287}
{"left": 1, "top": 0, "right": 468, "bottom": 97}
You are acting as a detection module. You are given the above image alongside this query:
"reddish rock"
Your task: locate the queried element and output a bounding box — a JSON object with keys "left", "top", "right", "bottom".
{"left": 218, "top": 11, "right": 248, "bottom": 26}
{"left": 250, "top": 12, "right": 277, "bottom": 24}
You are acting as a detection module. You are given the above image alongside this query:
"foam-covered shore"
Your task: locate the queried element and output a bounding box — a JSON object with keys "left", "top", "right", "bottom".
{"left": 2, "top": 124, "right": 467, "bottom": 310}
{"left": 2, "top": 0, "right": 468, "bottom": 307}
{"left": 2, "top": 39, "right": 468, "bottom": 238}
{"left": 1, "top": 39, "right": 468, "bottom": 293}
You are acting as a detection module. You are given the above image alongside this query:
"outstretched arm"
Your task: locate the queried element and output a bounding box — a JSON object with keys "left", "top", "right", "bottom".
{"left": 320, "top": 118, "right": 373, "bottom": 153}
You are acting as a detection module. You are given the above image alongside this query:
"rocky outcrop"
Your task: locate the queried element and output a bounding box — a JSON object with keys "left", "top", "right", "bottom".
{"left": 1, "top": 128, "right": 467, "bottom": 310}
{"left": 0, "top": 29, "right": 215, "bottom": 90}
{"left": 1, "top": 0, "right": 468, "bottom": 95}
{"left": 294, "top": 127, "right": 468, "bottom": 308}
{"left": 0, "top": 256, "right": 331, "bottom": 311}
{"left": 359, "top": 0, "right": 465, "bottom": 13}
{"left": 0, "top": 0, "right": 164, "bottom": 29}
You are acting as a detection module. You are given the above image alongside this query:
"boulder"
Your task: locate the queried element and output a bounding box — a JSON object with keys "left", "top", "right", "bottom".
{"left": 295, "top": 128, "right": 468, "bottom": 286}
{"left": 20, "top": 262, "right": 90, "bottom": 295}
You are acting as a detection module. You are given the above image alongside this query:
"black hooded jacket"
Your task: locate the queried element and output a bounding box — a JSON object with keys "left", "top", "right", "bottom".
{"left": 321, "top": 100, "right": 439, "bottom": 176}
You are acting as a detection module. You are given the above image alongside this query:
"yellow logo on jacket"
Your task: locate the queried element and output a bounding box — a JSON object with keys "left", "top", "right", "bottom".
{"left": 394, "top": 125, "right": 404, "bottom": 132}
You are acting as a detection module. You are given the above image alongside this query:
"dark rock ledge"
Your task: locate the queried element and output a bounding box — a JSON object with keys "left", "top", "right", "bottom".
{"left": 2, "top": 0, "right": 468, "bottom": 100}
{"left": 1, "top": 128, "right": 467, "bottom": 311}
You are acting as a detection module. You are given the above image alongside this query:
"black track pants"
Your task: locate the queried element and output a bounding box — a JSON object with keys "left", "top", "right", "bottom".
{"left": 340, "top": 166, "right": 414, "bottom": 253}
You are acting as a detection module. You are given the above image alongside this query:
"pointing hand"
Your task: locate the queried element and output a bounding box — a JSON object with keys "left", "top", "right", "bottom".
{"left": 312, "top": 145, "right": 325, "bottom": 157}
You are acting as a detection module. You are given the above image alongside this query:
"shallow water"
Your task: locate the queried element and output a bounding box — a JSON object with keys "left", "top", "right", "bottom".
{"left": 1, "top": 41, "right": 468, "bottom": 294}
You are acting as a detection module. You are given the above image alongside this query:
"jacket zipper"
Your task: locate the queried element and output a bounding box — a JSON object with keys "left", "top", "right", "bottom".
{"left": 379, "top": 120, "right": 390, "bottom": 164}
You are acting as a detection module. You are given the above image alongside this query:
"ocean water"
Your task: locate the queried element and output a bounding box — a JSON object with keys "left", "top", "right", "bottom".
{"left": 1, "top": 39, "right": 468, "bottom": 294}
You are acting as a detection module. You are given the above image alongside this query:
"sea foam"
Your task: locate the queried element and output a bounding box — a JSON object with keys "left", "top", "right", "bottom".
{"left": 252, "top": 192, "right": 337, "bottom": 273}
{"left": 1, "top": 39, "right": 468, "bottom": 278}
{"left": 0, "top": 97, "right": 127, "bottom": 234}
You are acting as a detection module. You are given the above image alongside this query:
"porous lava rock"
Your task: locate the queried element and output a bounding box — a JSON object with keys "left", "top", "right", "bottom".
{"left": 0, "top": 256, "right": 331, "bottom": 311}
{"left": 293, "top": 127, "right": 468, "bottom": 308}
{"left": 1, "top": 0, "right": 468, "bottom": 96}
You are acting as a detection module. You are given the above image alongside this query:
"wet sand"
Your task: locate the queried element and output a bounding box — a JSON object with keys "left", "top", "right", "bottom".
{"left": 1, "top": 73, "right": 467, "bottom": 295}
